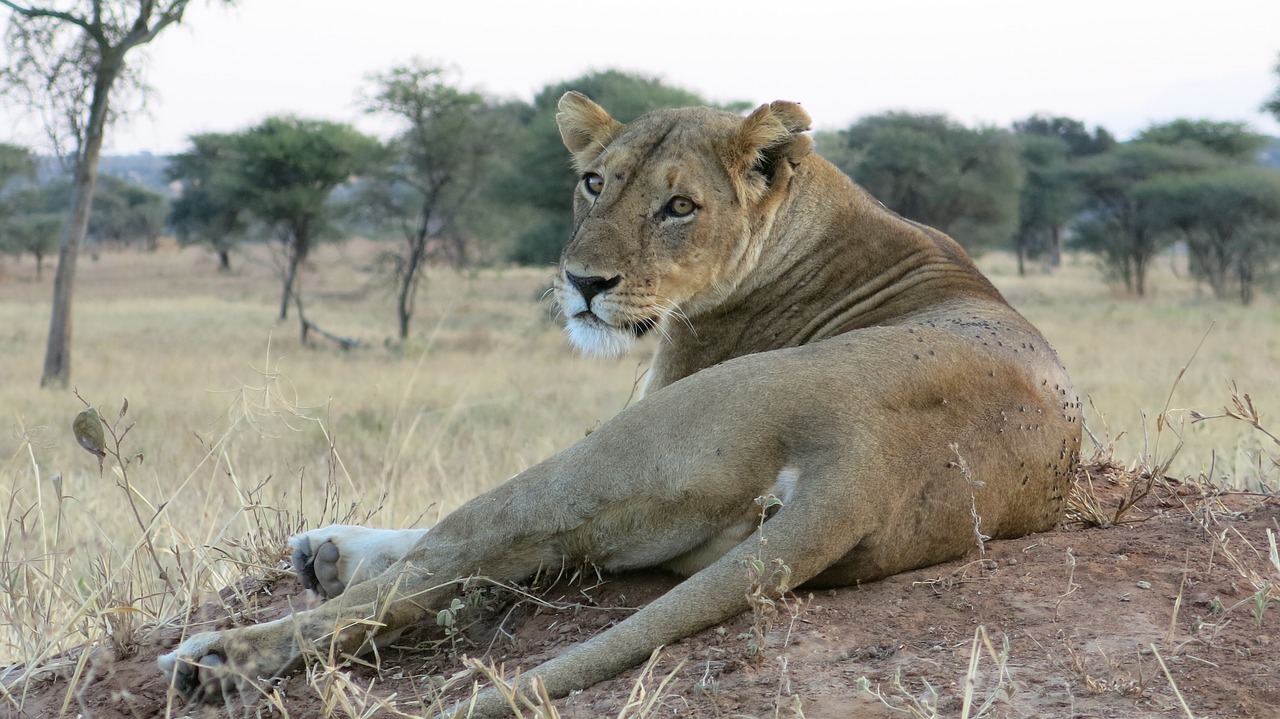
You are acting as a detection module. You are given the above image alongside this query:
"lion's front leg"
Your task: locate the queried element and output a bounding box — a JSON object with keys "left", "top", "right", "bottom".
{"left": 290, "top": 525, "right": 430, "bottom": 598}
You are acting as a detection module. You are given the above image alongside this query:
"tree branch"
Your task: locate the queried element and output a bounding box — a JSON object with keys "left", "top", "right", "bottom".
{"left": 119, "top": 0, "right": 189, "bottom": 51}
{"left": 0, "top": 0, "right": 93, "bottom": 32}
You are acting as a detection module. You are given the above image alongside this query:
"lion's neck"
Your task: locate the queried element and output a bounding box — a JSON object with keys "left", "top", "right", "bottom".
{"left": 644, "top": 157, "right": 1010, "bottom": 394}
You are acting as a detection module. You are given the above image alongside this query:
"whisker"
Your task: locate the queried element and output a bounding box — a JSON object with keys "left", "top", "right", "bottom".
{"left": 648, "top": 304, "right": 680, "bottom": 345}
{"left": 652, "top": 297, "right": 697, "bottom": 340}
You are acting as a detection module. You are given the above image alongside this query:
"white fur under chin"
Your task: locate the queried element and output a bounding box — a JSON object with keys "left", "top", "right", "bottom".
{"left": 565, "top": 317, "right": 635, "bottom": 359}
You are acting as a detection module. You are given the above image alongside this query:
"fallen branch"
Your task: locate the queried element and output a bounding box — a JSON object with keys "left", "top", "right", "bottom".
{"left": 302, "top": 319, "right": 365, "bottom": 350}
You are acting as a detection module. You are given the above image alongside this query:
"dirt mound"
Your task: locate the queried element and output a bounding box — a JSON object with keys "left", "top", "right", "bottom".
{"left": 7, "top": 481, "right": 1279, "bottom": 719}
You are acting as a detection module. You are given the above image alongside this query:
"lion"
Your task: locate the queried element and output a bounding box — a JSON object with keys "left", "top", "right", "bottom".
{"left": 159, "top": 92, "right": 1081, "bottom": 715}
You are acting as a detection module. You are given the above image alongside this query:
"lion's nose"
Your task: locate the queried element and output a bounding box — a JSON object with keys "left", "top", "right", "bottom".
{"left": 565, "top": 271, "right": 622, "bottom": 305}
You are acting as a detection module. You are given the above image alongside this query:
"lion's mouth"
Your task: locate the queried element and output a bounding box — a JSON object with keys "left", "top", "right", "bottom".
{"left": 562, "top": 308, "right": 660, "bottom": 359}
{"left": 628, "top": 317, "right": 658, "bottom": 338}
{"left": 572, "top": 311, "right": 658, "bottom": 339}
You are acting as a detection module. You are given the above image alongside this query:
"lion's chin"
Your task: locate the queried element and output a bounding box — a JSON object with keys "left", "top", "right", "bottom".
{"left": 565, "top": 314, "right": 637, "bottom": 359}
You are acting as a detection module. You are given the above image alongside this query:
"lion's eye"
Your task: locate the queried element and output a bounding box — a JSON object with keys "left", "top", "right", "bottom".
{"left": 665, "top": 196, "right": 697, "bottom": 218}
{"left": 583, "top": 173, "right": 604, "bottom": 196}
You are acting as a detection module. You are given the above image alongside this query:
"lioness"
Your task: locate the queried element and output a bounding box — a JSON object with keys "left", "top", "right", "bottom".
{"left": 160, "top": 93, "right": 1081, "bottom": 714}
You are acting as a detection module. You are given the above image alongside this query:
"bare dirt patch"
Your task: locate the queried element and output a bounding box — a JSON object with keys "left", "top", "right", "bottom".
{"left": 6, "top": 476, "right": 1279, "bottom": 719}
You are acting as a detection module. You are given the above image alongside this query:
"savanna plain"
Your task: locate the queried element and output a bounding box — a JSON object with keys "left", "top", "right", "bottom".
{"left": 1, "top": 241, "right": 1278, "bottom": 718}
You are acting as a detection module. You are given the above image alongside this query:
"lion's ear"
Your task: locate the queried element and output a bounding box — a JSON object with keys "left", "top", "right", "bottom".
{"left": 724, "top": 101, "right": 813, "bottom": 201}
{"left": 557, "top": 92, "right": 623, "bottom": 170}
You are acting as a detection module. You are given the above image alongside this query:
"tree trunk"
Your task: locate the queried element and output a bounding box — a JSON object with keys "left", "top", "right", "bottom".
{"left": 279, "top": 248, "right": 298, "bottom": 320}
{"left": 396, "top": 278, "right": 412, "bottom": 340}
{"left": 1048, "top": 225, "right": 1062, "bottom": 269}
{"left": 41, "top": 58, "right": 119, "bottom": 388}
{"left": 1133, "top": 253, "right": 1147, "bottom": 297}
{"left": 397, "top": 238, "right": 427, "bottom": 340}
{"left": 1238, "top": 261, "right": 1255, "bottom": 306}
{"left": 396, "top": 208, "right": 431, "bottom": 340}
{"left": 294, "top": 287, "right": 310, "bottom": 345}
{"left": 1014, "top": 236, "right": 1026, "bottom": 277}
{"left": 279, "top": 224, "right": 311, "bottom": 320}
{"left": 217, "top": 248, "right": 231, "bottom": 272}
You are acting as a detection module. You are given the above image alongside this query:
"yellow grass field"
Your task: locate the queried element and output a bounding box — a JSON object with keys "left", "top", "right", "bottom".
{"left": 1, "top": 240, "right": 1277, "bottom": 709}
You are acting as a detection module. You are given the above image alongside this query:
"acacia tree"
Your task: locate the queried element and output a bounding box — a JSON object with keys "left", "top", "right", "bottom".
{"left": 1121, "top": 120, "right": 1276, "bottom": 301}
{"left": 1140, "top": 167, "right": 1280, "bottom": 304}
{"left": 1, "top": 203, "right": 61, "bottom": 278}
{"left": 1011, "top": 135, "right": 1072, "bottom": 274}
{"left": 1136, "top": 119, "right": 1268, "bottom": 162}
{"left": 0, "top": 0, "right": 218, "bottom": 387}
{"left": 0, "top": 142, "right": 35, "bottom": 189}
{"left": 166, "top": 132, "right": 245, "bottom": 271}
{"left": 0, "top": 141, "right": 36, "bottom": 235}
{"left": 1071, "top": 143, "right": 1219, "bottom": 295}
{"left": 360, "top": 60, "right": 509, "bottom": 340}
{"left": 229, "top": 116, "right": 382, "bottom": 338}
{"left": 0, "top": 143, "right": 51, "bottom": 276}
{"left": 1011, "top": 115, "right": 1114, "bottom": 272}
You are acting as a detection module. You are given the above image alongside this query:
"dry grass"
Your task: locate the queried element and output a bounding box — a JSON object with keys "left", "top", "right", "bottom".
{"left": 0, "top": 241, "right": 1278, "bottom": 715}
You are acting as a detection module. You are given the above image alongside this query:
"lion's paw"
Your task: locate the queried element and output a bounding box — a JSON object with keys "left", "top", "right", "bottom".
{"left": 157, "top": 632, "right": 236, "bottom": 701}
{"left": 289, "top": 525, "right": 428, "bottom": 599}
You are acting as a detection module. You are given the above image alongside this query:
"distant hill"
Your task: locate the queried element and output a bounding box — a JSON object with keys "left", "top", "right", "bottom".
{"left": 36, "top": 153, "right": 173, "bottom": 195}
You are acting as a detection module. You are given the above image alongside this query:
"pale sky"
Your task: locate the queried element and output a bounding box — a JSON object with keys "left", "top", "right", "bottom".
{"left": 3, "top": 0, "right": 1279, "bottom": 155}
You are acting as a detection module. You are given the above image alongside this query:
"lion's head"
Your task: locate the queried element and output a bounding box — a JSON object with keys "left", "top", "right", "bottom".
{"left": 552, "top": 92, "right": 813, "bottom": 359}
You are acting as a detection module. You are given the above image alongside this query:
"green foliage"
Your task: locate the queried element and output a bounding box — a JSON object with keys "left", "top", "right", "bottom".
{"left": 0, "top": 189, "right": 60, "bottom": 278}
{"left": 237, "top": 116, "right": 383, "bottom": 319}
{"left": 166, "top": 132, "right": 246, "bottom": 270}
{"left": 0, "top": 143, "right": 40, "bottom": 261}
{"left": 232, "top": 116, "right": 384, "bottom": 250}
{"left": 1012, "top": 115, "right": 1115, "bottom": 157}
{"left": 1010, "top": 130, "right": 1074, "bottom": 273}
{"left": 503, "top": 70, "right": 710, "bottom": 266}
{"left": 832, "top": 112, "right": 1024, "bottom": 251}
{"left": 0, "top": 142, "right": 36, "bottom": 192}
{"left": 1136, "top": 119, "right": 1268, "bottom": 163}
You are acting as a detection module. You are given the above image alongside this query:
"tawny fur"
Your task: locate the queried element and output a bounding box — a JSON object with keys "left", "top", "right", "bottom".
{"left": 159, "top": 92, "right": 1081, "bottom": 717}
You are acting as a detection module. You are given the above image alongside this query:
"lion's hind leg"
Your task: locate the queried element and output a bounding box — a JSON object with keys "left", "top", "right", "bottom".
{"left": 289, "top": 525, "right": 430, "bottom": 598}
